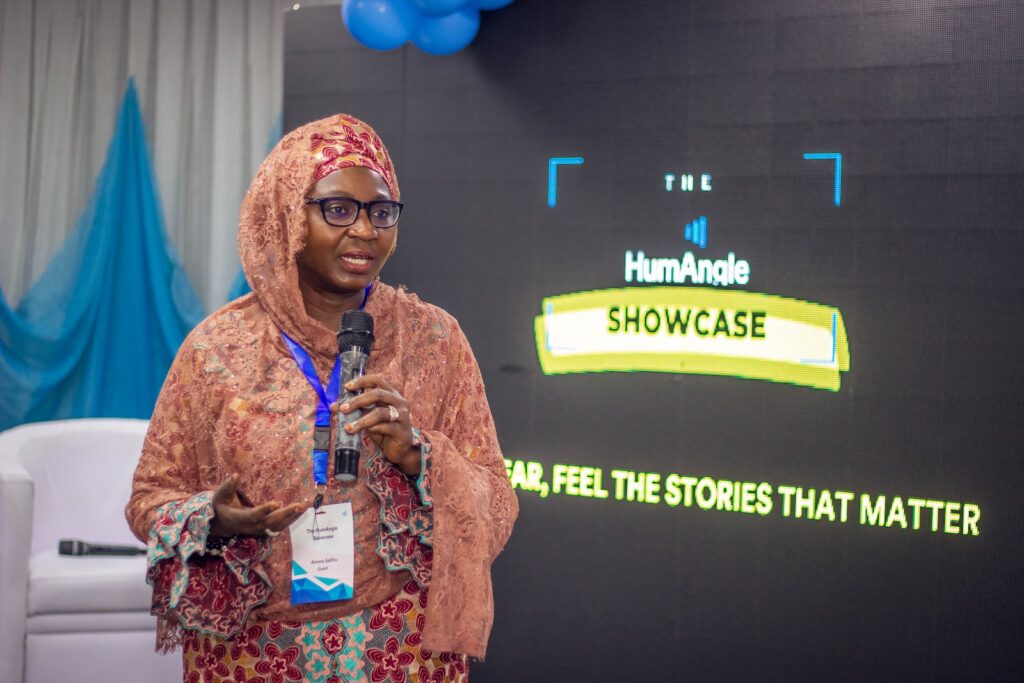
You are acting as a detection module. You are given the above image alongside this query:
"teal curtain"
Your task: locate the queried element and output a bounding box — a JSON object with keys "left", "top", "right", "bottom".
{"left": 0, "top": 81, "right": 203, "bottom": 430}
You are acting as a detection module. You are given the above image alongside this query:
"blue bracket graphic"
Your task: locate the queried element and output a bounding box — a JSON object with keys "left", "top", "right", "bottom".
{"left": 802, "top": 152, "right": 842, "bottom": 206}
{"left": 800, "top": 312, "right": 838, "bottom": 365}
{"left": 547, "top": 157, "right": 584, "bottom": 207}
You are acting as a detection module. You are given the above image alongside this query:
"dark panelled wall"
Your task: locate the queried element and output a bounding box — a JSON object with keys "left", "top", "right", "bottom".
{"left": 284, "top": 2, "right": 1024, "bottom": 680}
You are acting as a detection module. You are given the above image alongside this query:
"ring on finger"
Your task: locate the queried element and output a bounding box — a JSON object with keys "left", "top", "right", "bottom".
{"left": 387, "top": 405, "right": 400, "bottom": 423}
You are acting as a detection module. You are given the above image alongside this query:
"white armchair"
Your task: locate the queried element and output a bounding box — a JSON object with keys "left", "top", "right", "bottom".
{"left": 0, "top": 419, "right": 180, "bottom": 683}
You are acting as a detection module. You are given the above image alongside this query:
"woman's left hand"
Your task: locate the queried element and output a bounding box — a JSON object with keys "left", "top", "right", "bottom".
{"left": 333, "top": 374, "right": 420, "bottom": 476}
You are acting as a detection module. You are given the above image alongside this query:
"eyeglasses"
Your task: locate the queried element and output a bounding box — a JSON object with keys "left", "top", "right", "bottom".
{"left": 304, "top": 197, "right": 404, "bottom": 229}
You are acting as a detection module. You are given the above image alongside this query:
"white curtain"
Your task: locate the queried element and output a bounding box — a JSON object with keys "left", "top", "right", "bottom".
{"left": 0, "top": 0, "right": 288, "bottom": 310}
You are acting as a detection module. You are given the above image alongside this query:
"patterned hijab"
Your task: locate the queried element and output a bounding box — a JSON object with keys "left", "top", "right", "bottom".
{"left": 237, "top": 114, "right": 400, "bottom": 360}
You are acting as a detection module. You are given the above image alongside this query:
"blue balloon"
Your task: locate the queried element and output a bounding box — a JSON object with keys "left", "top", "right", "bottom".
{"left": 412, "top": 8, "right": 480, "bottom": 55}
{"left": 413, "top": 0, "right": 469, "bottom": 15}
{"left": 471, "top": 0, "right": 513, "bottom": 10}
{"left": 342, "top": 0, "right": 421, "bottom": 51}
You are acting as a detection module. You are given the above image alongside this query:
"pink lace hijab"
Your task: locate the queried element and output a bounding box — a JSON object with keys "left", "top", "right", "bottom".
{"left": 126, "top": 114, "right": 518, "bottom": 658}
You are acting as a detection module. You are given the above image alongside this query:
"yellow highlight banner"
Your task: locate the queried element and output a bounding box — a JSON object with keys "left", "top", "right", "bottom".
{"left": 534, "top": 287, "right": 850, "bottom": 391}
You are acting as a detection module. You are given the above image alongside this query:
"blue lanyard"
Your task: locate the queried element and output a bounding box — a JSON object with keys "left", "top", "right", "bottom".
{"left": 281, "top": 333, "right": 340, "bottom": 485}
{"left": 281, "top": 284, "right": 372, "bottom": 485}
{"left": 281, "top": 334, "right": 342, "bottom": 425}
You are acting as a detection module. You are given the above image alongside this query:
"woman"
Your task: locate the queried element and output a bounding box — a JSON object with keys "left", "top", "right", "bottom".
{"left": 126, "top": 114, "right": 518, "bottom": 682}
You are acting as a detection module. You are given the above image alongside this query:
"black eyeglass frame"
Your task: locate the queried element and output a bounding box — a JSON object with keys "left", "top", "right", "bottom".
{"left": 304, "top": 196, "right": 405, "bottom": 229}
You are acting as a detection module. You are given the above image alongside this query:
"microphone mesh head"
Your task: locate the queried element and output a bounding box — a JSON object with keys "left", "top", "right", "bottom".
{"left": 338, "top": 311, "right": 375, "bottom": 353}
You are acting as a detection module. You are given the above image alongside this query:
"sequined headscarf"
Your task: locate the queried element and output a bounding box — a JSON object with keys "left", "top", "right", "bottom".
{"left": 238, "top": 114, "right": 400, "bottom": 360}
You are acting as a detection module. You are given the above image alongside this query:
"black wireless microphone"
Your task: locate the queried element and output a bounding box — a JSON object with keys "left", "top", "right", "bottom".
{"left": 58, "top": 539, "right": 147, "bottom": 556}
{"left": 333, "top": 310, "right": 375, "bottom": 482}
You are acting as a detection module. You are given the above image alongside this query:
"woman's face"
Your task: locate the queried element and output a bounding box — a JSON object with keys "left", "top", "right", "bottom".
{"left": 297, "top": 166, "right": 398, "bottom": 297}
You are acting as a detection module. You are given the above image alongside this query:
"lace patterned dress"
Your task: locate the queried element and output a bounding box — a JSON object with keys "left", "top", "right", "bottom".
{"left": 125, "top": 114, "right": 518, "bottom": 682}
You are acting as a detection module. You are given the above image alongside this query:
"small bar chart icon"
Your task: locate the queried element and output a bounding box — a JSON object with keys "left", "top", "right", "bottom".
{"left": 684, "top": 215, "right": 708, "bottom": 248}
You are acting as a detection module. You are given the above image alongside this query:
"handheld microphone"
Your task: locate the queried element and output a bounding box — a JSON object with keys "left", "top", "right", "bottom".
{"left": 58, "top": 539, "right": 147, "bottom": 556}
{"left": 333, "top": 310, "right": 375, "bottom": 482}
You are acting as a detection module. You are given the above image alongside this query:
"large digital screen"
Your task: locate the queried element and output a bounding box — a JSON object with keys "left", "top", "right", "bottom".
{"left": 285, "top": 2, "right": 1024, "bottom": 679}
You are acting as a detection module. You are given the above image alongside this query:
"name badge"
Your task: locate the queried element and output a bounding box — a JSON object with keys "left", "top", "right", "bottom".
{"left": 288, "top": 502, "right": 354, "bottom": 604}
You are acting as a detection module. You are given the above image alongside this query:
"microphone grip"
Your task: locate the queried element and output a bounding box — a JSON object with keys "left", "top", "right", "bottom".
{"left": 333, "top": 348, "right": 369, "bottom": 482}
{"left": 333, "top": 393, "right": 361, "bottom": 482}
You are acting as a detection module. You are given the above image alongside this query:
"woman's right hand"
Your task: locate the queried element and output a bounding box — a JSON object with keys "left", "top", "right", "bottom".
{"left": 209, "top": 476, "right": 307, "bottom": 538}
